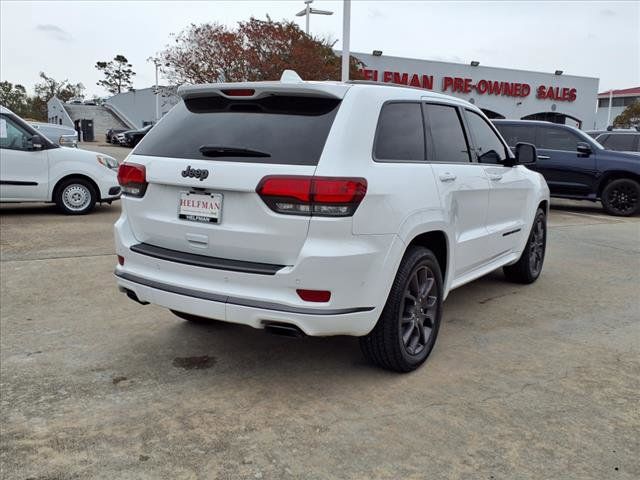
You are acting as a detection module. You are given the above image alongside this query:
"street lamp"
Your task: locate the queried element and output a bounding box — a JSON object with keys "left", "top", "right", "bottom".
{"left": 295, "top": 0, "right": 334, "bottom": 35}
{"left": 147, "top": 57, "right": 170, "bottom": 123}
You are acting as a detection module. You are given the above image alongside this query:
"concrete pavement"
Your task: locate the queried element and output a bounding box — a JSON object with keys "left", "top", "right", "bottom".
{"left": 1, "top": 200, "right": 638, "bottom": 479}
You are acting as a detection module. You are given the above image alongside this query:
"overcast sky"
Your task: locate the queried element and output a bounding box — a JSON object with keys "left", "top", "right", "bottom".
{"left": 1, "top": 1, "right": 638, "bottom": 97}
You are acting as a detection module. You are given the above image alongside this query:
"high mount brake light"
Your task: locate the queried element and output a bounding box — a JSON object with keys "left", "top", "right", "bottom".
{"left": 117, "top": 163, "right": 148, "bottom": 197}
{"left": 221, "top": 88, "right": 255, "bottom": 97}
{"left": 256, "top": 176, "right": 367, "bottom": 217}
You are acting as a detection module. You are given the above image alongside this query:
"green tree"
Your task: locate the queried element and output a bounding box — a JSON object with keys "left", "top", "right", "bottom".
{"left": 95, "top": 55, "right": 136, "bottom": 94}
{"left": 613, "top": 101, "right": 640, "bottom": 128}
{"left": 34, "top": 72, "right": 84, "bottom": 102}
{"left": 0, "top": 81, "right": 30, "bottom": 116}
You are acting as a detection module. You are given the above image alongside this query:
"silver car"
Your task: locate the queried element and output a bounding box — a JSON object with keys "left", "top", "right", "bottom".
{"left": 30, "top": 121, "right": 78, "bottom": 148}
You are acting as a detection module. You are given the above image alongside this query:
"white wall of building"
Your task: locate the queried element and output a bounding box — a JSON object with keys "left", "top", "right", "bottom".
{"left": 351, "top": 52, "right": 599, "bottom": 129}
{"left": 47, "top": 97, "right": 74, "bottom": 128}
{"left": 104, "top": 88, "right": 180, "bottom": 128}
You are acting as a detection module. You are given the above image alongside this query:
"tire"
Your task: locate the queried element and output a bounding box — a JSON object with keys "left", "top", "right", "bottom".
{"left": 359, "top": 246, "right": 443, "bottom": 373}
{"left": 55, "top": 178, "right": 96, "bottom": 215}
{"left": 503, "top": 208, "right": 546, "bottom": 284}
{"left": 171, "top": 310, "right": 220, "bottom": 325}
{"left": 601, "top": 178, "right": 640, "bottom": 216}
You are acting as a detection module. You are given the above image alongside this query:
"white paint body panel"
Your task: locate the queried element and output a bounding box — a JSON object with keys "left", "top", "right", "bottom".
{"left": 114, "top": 81, "right": 549, "bottom": 336}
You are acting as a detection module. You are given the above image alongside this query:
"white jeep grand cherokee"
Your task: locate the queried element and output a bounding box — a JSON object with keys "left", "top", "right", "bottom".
{"left": 114, "top": 72, "right": 549, "bottom": 372}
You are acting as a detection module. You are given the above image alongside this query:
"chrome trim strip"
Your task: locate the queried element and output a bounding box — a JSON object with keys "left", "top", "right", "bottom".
{"left": 115, "top": 271, "right": 374, "bottom": 316}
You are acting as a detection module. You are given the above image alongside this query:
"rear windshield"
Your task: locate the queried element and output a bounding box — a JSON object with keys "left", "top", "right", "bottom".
{"left": 134, "top": 95, "right": 341, "bottom": 165}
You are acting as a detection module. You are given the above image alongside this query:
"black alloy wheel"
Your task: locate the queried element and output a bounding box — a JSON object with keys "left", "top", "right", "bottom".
{"left": 602, "top": 179, "right": 640, "bottom": 216}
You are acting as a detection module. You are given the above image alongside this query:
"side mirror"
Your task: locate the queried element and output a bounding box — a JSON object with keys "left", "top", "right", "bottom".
{"left": 577, "top": 142, "right": 592, "bottom": 157}
{"left": 514, "top": 142, "right": 537, "bottom": 165}
{"left": 30, "top": 134, "right": 44, "bottom": 150}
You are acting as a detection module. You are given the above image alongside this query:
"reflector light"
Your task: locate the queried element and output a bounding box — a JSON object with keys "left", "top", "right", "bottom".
{"left": 221, "top": 88, "right": 255, "bottom": 97}
{"left": 256, "top": 176, "right": 367, "bottom": 217}
{"left": 117, "top": 163, "right": 148, "bottom": 197}
{"left": 117, "top": 255, "right": 125, "bottom": 266}
{"left": 297, "top": 289, "right": 331, "bottom": 302}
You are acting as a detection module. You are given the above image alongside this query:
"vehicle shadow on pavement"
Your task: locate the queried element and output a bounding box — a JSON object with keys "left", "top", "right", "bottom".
{"left": 121, "top": 270, "right": 518, "bottom": 383}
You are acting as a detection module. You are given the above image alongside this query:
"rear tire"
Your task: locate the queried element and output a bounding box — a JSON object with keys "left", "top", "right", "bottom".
{"left": 503, "top": 208, "right": 546, "bottom": 284}
{"left": 360, "top": 246, "right": 443, "bottom": 373}
{"left": 55, "top": 178, "right": 96, "bottom": 215}
{"left": 601, "top": 178, "right": 640, "bottom": 216}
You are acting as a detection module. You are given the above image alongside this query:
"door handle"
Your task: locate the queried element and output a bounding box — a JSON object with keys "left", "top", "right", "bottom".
{"left": 439, "top": 173, "right": 457, "bottom": 182}
{"left": 538, "top": 155, "right": 550, "bottom": 160}
{"left": 488, "top": 174, "right": 503, "bottom": 181}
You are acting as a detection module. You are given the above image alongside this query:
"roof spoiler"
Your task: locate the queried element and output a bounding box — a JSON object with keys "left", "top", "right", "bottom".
{"left": 178, "top": 70, "right": 349, "bottom": 101}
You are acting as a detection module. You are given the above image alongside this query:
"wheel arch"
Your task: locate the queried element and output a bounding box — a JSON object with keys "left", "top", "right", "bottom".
{"left": 51, "top": 174, "right": 100, "bottom": 203}
{"left": 596, "top": 171, "right": 640, "bottom": 198}
{"left": 405, "top": 230, "right": 449, "bottom": 289}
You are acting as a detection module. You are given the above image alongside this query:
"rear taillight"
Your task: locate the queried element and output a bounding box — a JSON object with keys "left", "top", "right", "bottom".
{"left": 117, "top": 163, "right": 147, "bottom": 197}
{"left": 256, "top": 176, "right": 367, "bottom": 217}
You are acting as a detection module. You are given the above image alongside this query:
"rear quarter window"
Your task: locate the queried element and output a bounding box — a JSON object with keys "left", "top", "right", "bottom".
{"left": 134, "top": 95, "right": 341, "bottom": 165}
{"left": 373, "top": 102, "right": 425, "bottom": 161}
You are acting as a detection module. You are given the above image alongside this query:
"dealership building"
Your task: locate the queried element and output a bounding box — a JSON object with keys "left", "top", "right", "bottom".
{"left": 352, "top": 51, "right": 599, "bottom": 129}
{"left": 47, "top": 52, "right": 602, "bottom": 140}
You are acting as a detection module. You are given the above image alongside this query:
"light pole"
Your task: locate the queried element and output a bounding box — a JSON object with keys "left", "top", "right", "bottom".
{"left": 148, "top": 57, "right": 170, "bottom": 123}
{"left": 341, "top": 0, "right": 351, "bottom": 82}
{"left": 295, "top": 0, "right": 333, "bottom": 35}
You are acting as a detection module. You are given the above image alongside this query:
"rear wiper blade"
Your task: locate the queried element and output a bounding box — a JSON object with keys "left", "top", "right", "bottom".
{"left": 199, "top": 145, "right": 271, "bottom": 158}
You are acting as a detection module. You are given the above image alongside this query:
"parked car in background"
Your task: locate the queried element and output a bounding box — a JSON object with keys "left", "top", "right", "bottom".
{"left": 1, "top": 105, "right": 121, "bottom": 214}
{"left": 121, "top": 124, "right": 153, "bottom": 147}
{"left": 115, "top": 74, "right": 549, "bottom": 372}
{"left": 494, "top": 120, "right": 640, "bottom": 216}
{"left": 30, "top": 121, "right": 78, "bottom": 148}
{"left": 595, "top": 132, "right": 640, "bottom": 153}
{"left": 106, "top": 128, "right": 127, "bottom": 144}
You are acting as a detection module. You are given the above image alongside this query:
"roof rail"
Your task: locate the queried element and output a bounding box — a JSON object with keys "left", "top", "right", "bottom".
{"left": 345, "top": 80, "right": 428, "bottom": 92}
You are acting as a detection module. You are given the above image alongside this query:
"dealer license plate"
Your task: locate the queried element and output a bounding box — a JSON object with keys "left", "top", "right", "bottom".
{"left": 178, "top": 192, "right": 222, "bottom": 224}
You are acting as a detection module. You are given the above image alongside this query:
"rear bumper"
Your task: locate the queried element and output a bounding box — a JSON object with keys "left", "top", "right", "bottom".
{"left": 115, "top": 270, "right": 377, "bottom": 336}
{"left": 114, "top": 210, "right": 406, "bottom": 336}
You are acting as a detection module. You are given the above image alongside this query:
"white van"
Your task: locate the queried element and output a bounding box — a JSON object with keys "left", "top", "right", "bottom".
{"left": 0, "top": 106, "right": 121, "bottom": 214}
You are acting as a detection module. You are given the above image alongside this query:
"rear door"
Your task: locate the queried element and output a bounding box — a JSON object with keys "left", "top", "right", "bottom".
{"left": 424, "top": 103, "right": 492, "bottom": 278}
{"left": 125, "top": 93, "right": 343, "bottom": 266}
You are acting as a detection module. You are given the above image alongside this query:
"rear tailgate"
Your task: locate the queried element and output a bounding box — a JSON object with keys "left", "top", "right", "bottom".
{"left": 122, "top": 83, "right": 348, "bottom": 267}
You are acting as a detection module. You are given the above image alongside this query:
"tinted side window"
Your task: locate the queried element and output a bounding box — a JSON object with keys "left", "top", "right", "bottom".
{"left": 603, "top": 134, "right": 638, "bottom": 152}
{"left": 425, "top": 104, "right": 470, "bottom": 163}
{"left": 537, "top": 127, "right": 579, "bottom": 151}
{"left": 466, "top": 111, "right": 508, "bottom": 164}
{"left": 494, "top": 124, "right": 535, "bottom": 147}
{"left": 374, "top": 102, "right": 425, "bottom": 161}
{"left": 135, "top": 95, "right": 341, "bottom": 165}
